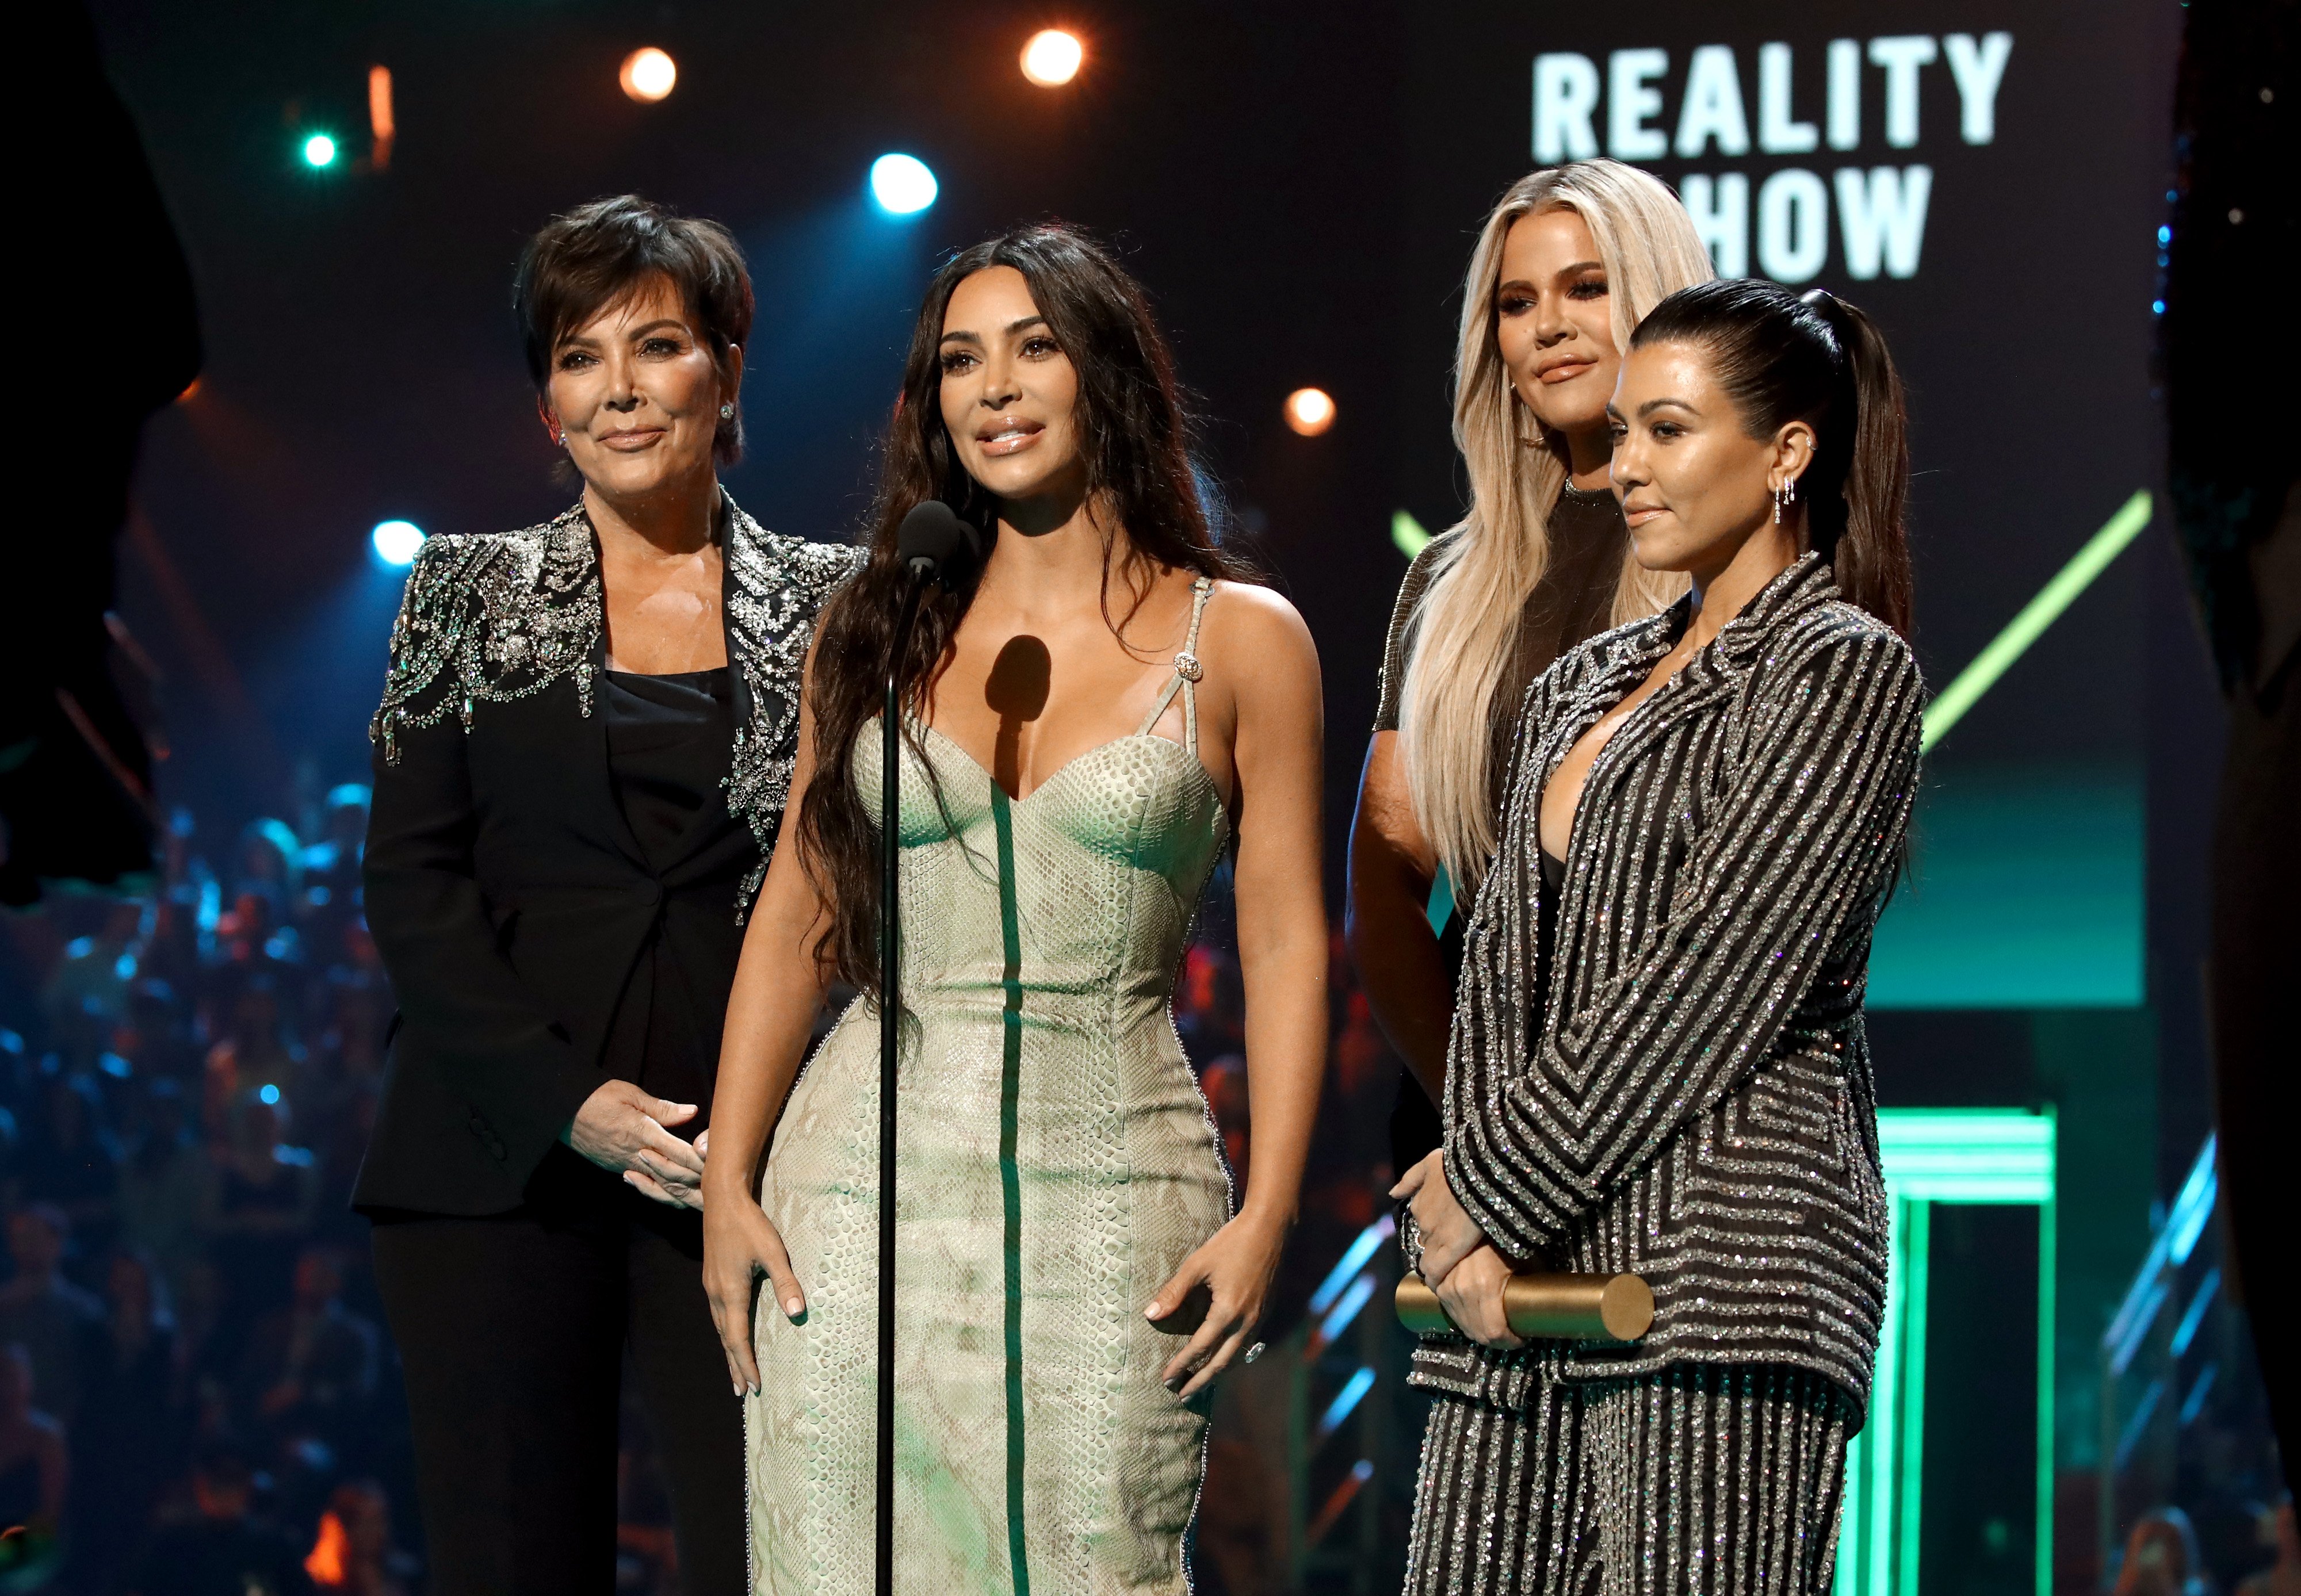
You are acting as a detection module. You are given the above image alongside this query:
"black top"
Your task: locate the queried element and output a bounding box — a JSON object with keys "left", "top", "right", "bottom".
{"left": 1373, "top": 484, "right": 1627, "bottom": 816}
{"left": 598, "top": 667, "right": 738, "bottom": 1128}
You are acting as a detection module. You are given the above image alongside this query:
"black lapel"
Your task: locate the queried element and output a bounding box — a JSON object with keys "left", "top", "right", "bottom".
{"left": 571, "top": 510, "right": 652, "bottom": 874}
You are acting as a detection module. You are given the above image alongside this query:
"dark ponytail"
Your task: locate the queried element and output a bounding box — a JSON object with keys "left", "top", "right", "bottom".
{"left": 1631, "top": 280, "right": 1913, "bottom": 637}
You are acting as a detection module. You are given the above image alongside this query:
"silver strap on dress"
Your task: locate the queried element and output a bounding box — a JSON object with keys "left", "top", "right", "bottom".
{"left": 1135, "top": 576, "right": 1215, "bottom": 753}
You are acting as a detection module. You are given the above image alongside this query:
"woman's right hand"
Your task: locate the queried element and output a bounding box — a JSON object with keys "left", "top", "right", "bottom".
{"left": 703, "top": 1195, "right": 807, "bottom": 1395}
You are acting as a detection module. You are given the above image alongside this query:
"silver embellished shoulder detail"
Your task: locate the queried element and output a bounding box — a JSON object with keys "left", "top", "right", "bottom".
{"left": 723, "top": 505, "right": 867, "bottom": 906}
{"left": 368, "top": 498, "right": 865, "bottom": 914}
{"left": 369, "top": 505, "right": 601, "bottom": 764}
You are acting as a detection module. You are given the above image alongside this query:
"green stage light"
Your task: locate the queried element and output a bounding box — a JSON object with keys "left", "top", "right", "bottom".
{"left": 1837, "top": 1108, "right": 2058, "bottom": 1596}
{"left": 302, "top": 133, "right": 339, "bottom": 168}
{"left": 1921, "top": 490, "right": 2154, "bottom": 751}
{"left": 1391, "top": 508, "right": 1432, "bottom": 561}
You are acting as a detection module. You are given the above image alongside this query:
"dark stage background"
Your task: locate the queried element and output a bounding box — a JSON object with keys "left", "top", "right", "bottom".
{"left": 0, "top": 2, "right": 2277, "bottom": 1593}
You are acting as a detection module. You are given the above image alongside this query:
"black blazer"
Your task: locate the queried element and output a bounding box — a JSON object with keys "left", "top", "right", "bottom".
{"left": 355, "top": 498, "right": 861, "bottom": 1216}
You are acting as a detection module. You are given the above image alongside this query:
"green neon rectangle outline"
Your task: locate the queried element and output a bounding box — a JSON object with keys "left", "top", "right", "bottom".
{"left": 1838, "top": 1108, "right": 2057, "bottom": 1596}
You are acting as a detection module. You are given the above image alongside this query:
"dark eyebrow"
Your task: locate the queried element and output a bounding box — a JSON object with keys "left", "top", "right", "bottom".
{"left": 1637, "top": 397, "right": 1698, "bottom": 418}
{"left": 1558, "top": 260, "right": 1604, "bottom": 275}
{"left": 557, "top": 316, "right": 687, "bottom": 350}
{"left": 940, "top": 313, "right": 1049, "bottom": 347}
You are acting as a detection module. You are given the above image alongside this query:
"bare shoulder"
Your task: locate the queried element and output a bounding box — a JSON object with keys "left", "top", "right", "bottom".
{"left": 1200, "top": 578, "right": 1318, "bottom": 673}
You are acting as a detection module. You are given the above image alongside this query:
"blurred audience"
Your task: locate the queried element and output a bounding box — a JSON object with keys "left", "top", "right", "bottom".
{"left": 127, "top": 1443, "right": 311, "bottom": 1596}
{"left": 302, "top": 1478, "right": 410, "bottom": 1596}
{"left": 0, "top": 1207, "right": 104, "bottom": 1428}
{"left": 0, "top": 1343, "right": 67, "bottom": 1530}
{"left": 2234, "top": 1498, "right": 2300, "bottom": 1596}
{"left": 1, "top": 791, "right": 399, "bottom": 1592}
{"left": 2117, "top": 1505, "right": 2216, "bottom": 1596}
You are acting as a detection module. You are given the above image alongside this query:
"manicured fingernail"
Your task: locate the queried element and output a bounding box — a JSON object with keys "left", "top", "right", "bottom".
{"left": 1164, "top": 1377, "right": 1180, "bottom": 1392}
{"left": 785, "top": 1298, "right": 802, "bottom": 1316}
{"left": 1145, "top": 1304, "right": 1162, "bottom": 1319}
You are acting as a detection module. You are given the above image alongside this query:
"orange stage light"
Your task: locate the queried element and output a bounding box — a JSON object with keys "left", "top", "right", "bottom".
{"left": 620, "top": 47, "right": 677, "bottom": 102}
{"left": 1284, "top": 387, "right": 1336, "bottom": 437}
{"left": 368, "top": 66, "right": 395, "bottom": 170}
{"left": 305, "top": 1510, "right": 349, "bottom": 1586}
{"left": 1020, "top": 30, "right": 1084, "bottom": 87}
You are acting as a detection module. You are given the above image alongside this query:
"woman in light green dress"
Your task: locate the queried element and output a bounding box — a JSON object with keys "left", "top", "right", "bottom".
{"left": 701, "top": 224, "right": 1329, "bottom": 1594}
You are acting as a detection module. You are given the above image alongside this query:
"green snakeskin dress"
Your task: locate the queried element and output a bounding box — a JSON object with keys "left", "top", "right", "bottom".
{"left": 748, "top": 580, "right": 1232, "bottom": 1594}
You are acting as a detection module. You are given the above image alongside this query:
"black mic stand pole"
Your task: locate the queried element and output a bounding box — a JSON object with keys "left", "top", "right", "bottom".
{"left": 877, "top": 555, "right": 932, "bottom": 1596}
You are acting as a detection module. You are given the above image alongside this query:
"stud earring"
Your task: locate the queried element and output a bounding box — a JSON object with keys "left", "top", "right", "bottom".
{"left": 719, "top": 403, "right": 735, "bottom": 420}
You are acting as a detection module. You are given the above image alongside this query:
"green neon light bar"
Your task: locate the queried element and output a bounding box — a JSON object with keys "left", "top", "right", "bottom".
{"left": 1393, "top": 508, "right": 1433, "bottom": 561}
{"left": 1837, "top": 1107, "right": 2058, "bottom": 1596}
{"left": 1921, "top": 491, "right": 2154, "bottom": 751}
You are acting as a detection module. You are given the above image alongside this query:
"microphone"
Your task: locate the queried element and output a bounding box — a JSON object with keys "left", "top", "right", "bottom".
{"left": 874, "top": 495, "right": 976, "bottom": 1593}
{"left": 895, "top": 500, "right": 975, "bottom": 583}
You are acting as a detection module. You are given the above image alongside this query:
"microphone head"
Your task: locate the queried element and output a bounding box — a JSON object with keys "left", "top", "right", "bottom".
{"left": 895, "top": 500, "right": 975, "bottom": 576}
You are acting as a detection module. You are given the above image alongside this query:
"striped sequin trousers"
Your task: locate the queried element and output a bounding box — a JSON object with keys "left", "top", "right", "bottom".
{"left": 1404, "top": 1364, "right": 1854, "bottom": 1595}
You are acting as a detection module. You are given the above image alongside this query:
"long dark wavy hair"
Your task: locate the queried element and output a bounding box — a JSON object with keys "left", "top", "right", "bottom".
{"left": 797, "top": 223, "right": 1251, "bottom": 990}
{"left": 1631, "top": 280, "right": 1914, "bottom": 637}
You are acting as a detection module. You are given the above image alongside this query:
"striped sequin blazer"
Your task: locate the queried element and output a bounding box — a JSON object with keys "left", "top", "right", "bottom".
{"left": 1415, "top": 554, "right": 1925, "bottom": 1418}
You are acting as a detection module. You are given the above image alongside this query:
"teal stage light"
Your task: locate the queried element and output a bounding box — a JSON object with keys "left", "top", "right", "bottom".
{"left": 870, "top": 154, "right": 937, "bottom": 215}
{"left": 303, "top": 133, "right": 339, "bottom": 168}
{"left": 372, "top": 519, "right": 426, "bottom": 565}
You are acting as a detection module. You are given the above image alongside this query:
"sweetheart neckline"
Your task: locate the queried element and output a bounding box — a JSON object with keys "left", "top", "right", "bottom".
{"left": 880, "top": 718, "right": 1226, "bottom": 813}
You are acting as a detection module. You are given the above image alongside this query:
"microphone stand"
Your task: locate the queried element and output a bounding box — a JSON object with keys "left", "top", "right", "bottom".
{"left": 877, "top": 556, "right": 932, "bottom": 1596}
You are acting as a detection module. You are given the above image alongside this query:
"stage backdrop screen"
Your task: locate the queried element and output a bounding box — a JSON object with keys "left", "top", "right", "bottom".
{"left": 1400, "top": 0, "right": 2176, "bottom": 1009}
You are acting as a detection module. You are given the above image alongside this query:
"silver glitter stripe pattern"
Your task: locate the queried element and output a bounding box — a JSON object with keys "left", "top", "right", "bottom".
{"left": 1431, "top": 556, "right": 1924, "bottom": 1411}
{"left": 1405, "top": 1363, "right": 1852, "bottom": 1595}
{"left": 368, "top": 499, "right": 863, "bottom": 910}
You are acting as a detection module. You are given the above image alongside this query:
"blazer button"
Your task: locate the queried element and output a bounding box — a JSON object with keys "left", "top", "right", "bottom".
{"left": 637, "top": 880, "right": 663, "bottom": 906}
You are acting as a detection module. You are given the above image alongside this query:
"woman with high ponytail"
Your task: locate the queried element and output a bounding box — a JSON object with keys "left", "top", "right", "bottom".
{"left": 1393, "top": 278, "right": 1925, "bottom": 1593}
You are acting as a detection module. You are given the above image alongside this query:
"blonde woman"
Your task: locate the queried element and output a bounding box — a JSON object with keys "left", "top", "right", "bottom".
{"left": 1346, "top": 160, "right": 1713, "bottom": 1171}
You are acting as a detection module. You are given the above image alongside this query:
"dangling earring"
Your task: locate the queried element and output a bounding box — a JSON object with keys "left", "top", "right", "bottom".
{"left": 718, "top": 403, "right": 734, "bottom": 420}
{"left": 1772, "top": 481, "right": 1785, "bottom": 524}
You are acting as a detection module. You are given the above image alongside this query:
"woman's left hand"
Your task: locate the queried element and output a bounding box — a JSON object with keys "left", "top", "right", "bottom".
{"left": 1147, "top": 1211, "right": 1287, "bottom": 1398}
{"left": 1390, "top": 1149, "right": 1486, "bottom": 1285}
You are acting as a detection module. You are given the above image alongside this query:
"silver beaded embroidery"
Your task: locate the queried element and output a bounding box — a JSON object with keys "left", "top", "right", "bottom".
{"left": 1420, "top": 555, "right": 1924, "bottom": 1412}
{"left": 722, "top": 516, "right": 869, "bottom": 906}
{"left": 1405, "top": 1364, "right": 1853, "bottom": 1594}
{"left": 368, "top": 497, "right": 864, "bottom": 911}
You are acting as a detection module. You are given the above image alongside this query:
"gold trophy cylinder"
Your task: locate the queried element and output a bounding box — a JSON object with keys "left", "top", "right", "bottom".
{"left": 1394, "top": 1271, "right": 1654, "bottom": 1343}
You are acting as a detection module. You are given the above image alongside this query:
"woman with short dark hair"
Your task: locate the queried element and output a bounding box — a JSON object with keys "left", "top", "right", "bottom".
{"left": 1396, "top": 281, "right": 1925, "bottom": 1593}
{"left": 358, "top": 194, "right": 861, "bottom": 1594}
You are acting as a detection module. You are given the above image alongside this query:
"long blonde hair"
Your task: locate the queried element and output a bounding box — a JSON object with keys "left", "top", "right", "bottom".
{"left": 1398, "top": 160, "right": 1714, "bottom": 892}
